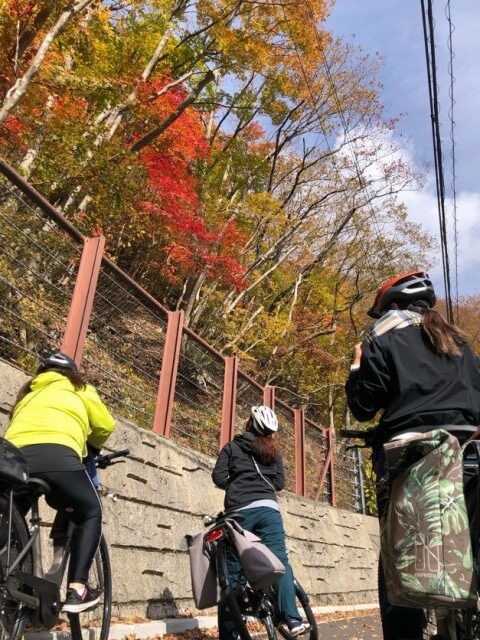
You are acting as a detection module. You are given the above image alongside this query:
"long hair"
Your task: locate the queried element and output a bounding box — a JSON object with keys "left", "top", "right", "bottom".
{"left": 245, "top": 417, "right": 281, "bottom": 465}
{"left": 10, "top": 367, "right": 86, "bottom": 418}
{"left": 407, "top": 302, "right": 466, "bottom": 357}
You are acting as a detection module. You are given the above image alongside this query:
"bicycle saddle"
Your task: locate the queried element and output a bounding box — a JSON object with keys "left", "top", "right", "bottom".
{"left": 26, "top": 477, "right": 52, "bottom": 497}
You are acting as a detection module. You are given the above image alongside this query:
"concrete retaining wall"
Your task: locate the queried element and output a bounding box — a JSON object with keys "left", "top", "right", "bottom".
{"left": 0, "top": 359, "right": 379, "bottom": 618}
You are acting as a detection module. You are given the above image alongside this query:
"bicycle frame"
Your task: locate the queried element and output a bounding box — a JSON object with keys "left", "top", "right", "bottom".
{"left": 1, "top": 491, "right": 71, "bottom": 587}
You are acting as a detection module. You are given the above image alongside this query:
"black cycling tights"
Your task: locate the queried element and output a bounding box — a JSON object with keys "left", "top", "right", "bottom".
{"left": 17, "top": 469, "right": 102, "bottom": 584}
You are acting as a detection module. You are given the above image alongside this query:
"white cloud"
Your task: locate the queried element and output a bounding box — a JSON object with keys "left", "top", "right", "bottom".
{"left": 335, "top": 128, "right": 480, "bottom": 295}
{"left": 399, "top": 167, "right": 480, "bottom": 296}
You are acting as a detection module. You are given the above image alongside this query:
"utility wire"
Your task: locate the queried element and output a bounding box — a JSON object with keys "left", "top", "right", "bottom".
{"left": 446, "top": 0, "right": 459, "bottom": 320}
{"left": 420, "top": 0, "right": 454, "bottom": 323}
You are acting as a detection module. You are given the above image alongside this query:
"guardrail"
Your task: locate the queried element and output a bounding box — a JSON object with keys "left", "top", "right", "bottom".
{"left": 0, "top": 156, "right": 363, "bottom": 511}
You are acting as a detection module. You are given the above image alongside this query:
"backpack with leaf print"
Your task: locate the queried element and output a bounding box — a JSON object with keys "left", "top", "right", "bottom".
{"left": 380, "top": 429, "right": 477, "bottom": 609}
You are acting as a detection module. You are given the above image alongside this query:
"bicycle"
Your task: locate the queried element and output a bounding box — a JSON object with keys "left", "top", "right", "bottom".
{"left": 203, "top": 512, "right": 318, "bottom": 640}
{"left": 341, "top": 426, "right": 480, "bottom": 640}
{"left": 0, "top": 448, "right": 130, "bottom": 640}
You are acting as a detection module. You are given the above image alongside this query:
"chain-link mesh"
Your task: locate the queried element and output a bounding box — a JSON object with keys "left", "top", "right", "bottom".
{"left": 170, "top": 331, "right": 224, "bottom": 455}
{"left": 0, "top": 176, "right": 81, "bottom": 370}
{"left": 235, "top": 372, "right": 264, "bottom": 433}
{"left": 334, "top": 439, "right": 361, "bottom": 512}
{"left": 82, "top": 264, "right": 168, "bottom": 429}
{"left": 304, "top": 420, "right": 330, "bottom": 503}
{"left": 0, "top": 168, "right": 357, "bottom": 510}
{"left": 274, "top": 401, "right": 296, "bottom": 493}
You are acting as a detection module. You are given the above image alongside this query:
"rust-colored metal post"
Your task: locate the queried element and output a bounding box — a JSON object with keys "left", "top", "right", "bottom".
{"left": 314, "top": 429, "right": 334, "bottom": 504}
{"left": 294, "top": 408, "right": 306, "bottom": 497}
{"left": 152, "top": 310, "right": 185, "bottom": 437}
{"left": 61, "top": 235, "right": 105, "bottom": 366}
{"left": 263, "top": 385, "right": 275, "bottom": 409}
{"left": 328, "top": 427, "right": 337, "bottom": 506}
{"left": 219, "top": 356, "right": 239, "bottom": 450}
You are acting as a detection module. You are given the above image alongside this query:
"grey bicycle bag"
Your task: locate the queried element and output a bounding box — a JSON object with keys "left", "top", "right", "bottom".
{"left": 380, "top": 429, "right": 477, "bottom": 609}
{"left": 183, "top": 531, "right": 221, "bottom": 610}
{"left": 224, "top": 519, "right": 285, "bottom": 589}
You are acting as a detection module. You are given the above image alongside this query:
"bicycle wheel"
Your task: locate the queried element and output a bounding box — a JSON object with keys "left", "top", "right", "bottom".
{"left": 293, "top": 581, "right": 317, "bottom": 640}
{"left": 68, "top": 535, "right": 112, "bottom": 640}
{"left": 275, "top": 580, "right": 317, "bottom": 640}
{"left": 0, "top": 495, "right": 33, "bottom": 640}
{"left": 224, "top": 585, "right": 277, "bottom": 640}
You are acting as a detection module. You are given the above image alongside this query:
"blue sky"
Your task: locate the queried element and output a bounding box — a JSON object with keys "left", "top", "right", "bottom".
{"left": 325, "top": 0, "right": 480, "bottom": 296}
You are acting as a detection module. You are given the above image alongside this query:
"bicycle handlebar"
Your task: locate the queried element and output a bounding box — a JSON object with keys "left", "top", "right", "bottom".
{"left": 340, "top": 428, "right": 376, "bottom": 447}
{"left": 95, "top": 449, "right": 130, "bottom": 469}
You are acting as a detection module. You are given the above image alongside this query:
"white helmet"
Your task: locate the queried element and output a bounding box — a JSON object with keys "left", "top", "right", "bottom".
{"left": 251, "top": 406, "right": 278, "bottom": 435}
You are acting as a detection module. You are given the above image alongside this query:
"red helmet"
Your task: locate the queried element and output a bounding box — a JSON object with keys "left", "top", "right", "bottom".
{"left": 368, "top": 270, "right": 436, "bottom": 319}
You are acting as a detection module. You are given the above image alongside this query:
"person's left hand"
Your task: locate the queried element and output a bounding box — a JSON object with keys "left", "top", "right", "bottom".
{"left": 352, "top": 343, "right": 363, "bottom": 367}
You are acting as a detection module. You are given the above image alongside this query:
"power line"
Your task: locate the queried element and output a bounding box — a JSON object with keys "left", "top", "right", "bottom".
{"left": 420, "top": 0, "right": 454, "bottom": 323}
{"left": 446, "top": 0, "right": 459, "bottom": 319}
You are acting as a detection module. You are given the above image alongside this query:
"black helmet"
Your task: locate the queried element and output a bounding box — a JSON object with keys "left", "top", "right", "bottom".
{"left": 368, "top": 270, "right": 436, "bottom": 319}
{"left": 36, "top": 351, "right": 79, "bottom": 375}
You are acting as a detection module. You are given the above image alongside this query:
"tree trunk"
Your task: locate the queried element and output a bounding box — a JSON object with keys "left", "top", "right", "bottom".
{"left": 0, "top": 0, "right": 95, "bottom": 126}
{"left": 130, "top": 70, "right": 216, "bottom": 153}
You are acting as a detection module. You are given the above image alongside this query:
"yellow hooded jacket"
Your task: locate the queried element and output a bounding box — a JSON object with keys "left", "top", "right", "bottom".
{"left": 5, "top": 371, "right": 116, "bottom": 459}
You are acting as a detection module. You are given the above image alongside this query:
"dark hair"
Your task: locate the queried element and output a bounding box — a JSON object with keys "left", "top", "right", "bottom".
{"left": 405, "top": 301, "right": 466, "bottom": 357}
{"left": 420, "top": 308, "right": 466, "bottom": 357}
{"left": 10, "top": 367, "right": 86, "bottom": 418}
{"left": 245, "top": 417, "right": 281, "bottom": 465}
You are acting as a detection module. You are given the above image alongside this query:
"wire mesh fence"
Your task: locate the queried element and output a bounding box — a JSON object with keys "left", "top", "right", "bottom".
{"left": 235, "top": 372, "right": 265, "bottom": 434}
{"left": 170, "top": 330, "right": 224, "bottom": 455}
{"left": 0, "top": 176, "right": 81, "bottom": 371}
{"left": 82, "top": 263, "right": 168, "bottom": 429}
{"left": 304, "top": 420, "right": 330, "bottom": 502}
{"left": 0, "top": 161, "right": 366, "bottom": 511}
{"left": 334, "top": 439, "right": 362, "bottom": 512}
{"left": 274, "top": 401, "right": 296, "bottom": 493}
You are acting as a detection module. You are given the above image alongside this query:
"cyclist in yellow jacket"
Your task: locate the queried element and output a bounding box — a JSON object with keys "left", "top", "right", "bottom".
{"left": 5, "top": 351, "right": 115, "bottom": 613}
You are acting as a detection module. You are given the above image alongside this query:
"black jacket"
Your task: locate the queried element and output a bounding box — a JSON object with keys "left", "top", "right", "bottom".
{"left": 345, "top": 324, "right": 480, "bottom": 445}
{"left": 212, "top": 432, "right": 285, "bottom": 511}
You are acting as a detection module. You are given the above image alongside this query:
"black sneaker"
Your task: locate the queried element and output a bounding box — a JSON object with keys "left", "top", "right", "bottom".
{"left": 284, "top": 618, "right": 311, "bottom": 637}
{"left": 62, "top": 586, "right": 101, "bottom": 613}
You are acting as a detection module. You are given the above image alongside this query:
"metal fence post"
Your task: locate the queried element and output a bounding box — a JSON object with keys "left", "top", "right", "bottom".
{"left": 61, "top": 235, "right": 105, "bottom": 366}
{"left": 263, "top": 385, "right": 275, "bottom": 409}
{"left": 314, "top": 428, "right": 335, "bottom": 504}
{"left": 294, "top": 408, "right": 306, "bottom": 497}
{"left": 152, "top": 310, "right": 184, "bottom": 437}
{"left": 219, "top": 356, "right": 239, "bottom": 450}
{"left": 328, "top": 428, "right": 337, "bottom": 506}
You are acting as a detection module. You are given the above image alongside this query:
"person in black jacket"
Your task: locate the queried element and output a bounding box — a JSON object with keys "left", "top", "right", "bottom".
{"left": 345, "top": 269, "right": 480, "bottom": 640}
{"left": 212, "top": 405, "right": 309, "bottom": 638}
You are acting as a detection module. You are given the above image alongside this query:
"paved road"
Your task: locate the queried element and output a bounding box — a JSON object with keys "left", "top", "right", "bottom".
{"left": 317, "top": 615, "right": 382, "bottom": 639}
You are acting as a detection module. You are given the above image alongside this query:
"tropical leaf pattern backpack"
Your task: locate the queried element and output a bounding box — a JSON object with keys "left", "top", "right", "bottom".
{"left": 380, "top": 429, "right": 477, "bottom": 609}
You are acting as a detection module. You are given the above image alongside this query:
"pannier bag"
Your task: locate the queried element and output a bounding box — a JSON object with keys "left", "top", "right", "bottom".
{"left": 183, "top": 532, "right": 221, "bottom": 610}
{"left": 224, "top": 519, "right": 285, "bottom": 589}
{"left": 183, "top": 519, "right": 285, "bottom": 609}
{"left": 380, "top": 429, "right": 477, "bottom": 609}
{"left": 0, "top": 437, "right": 29, "bottom": 487}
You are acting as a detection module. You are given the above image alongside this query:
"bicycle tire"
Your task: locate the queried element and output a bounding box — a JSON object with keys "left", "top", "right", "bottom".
{"left": 218, "top": 539, "right": 276, "bottom": 640}
{"left": 0, "top": 494, "right": 33, "bottom": 640}
{"left": 224, "top": 588, "right": 277, "bottom": 640}
{"left": 294, "top": 581, "right": 317, "bottom": 640}
{"left": 68, "top": 535, "right": 112, "bottom": 640}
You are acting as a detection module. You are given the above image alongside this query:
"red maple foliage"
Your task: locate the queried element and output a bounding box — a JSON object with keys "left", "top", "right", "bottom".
{"left": 135, "top": 77, "right": 246, "bottom": 289}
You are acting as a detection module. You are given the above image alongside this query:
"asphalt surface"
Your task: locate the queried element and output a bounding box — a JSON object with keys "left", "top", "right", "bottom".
{"left": 317, "top": 614, "right": 382, "bottom": 639}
